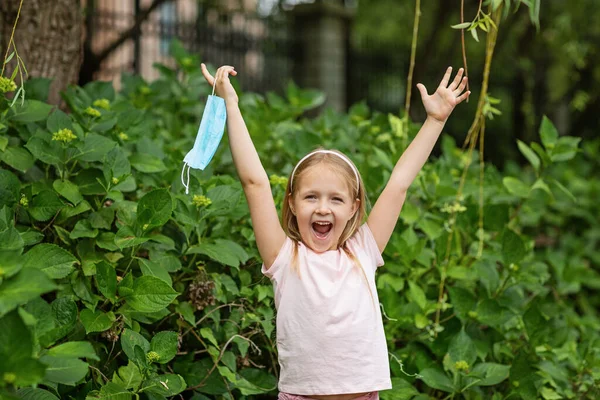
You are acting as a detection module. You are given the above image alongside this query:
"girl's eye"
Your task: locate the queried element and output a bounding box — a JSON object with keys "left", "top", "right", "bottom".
{"left": 333, "top": 197, "right": 344, "bottom": 203}
{"left": 305, "top": 195, "right": 316, "bottom": 200}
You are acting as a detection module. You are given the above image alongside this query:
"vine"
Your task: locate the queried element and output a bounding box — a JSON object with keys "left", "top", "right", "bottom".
{"left": 1, "top": 0, "right": 27, "bottom": 106}
{"left": 434, "top": 2, "right": 503, "bottom": 332}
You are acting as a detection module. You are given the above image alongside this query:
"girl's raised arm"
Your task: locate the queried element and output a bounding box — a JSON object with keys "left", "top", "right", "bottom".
{"left": 201, "top": 65, "right": 286, "bottom": 268}
{"left": 367, "top": 67, "right": 470, "bottom": 253}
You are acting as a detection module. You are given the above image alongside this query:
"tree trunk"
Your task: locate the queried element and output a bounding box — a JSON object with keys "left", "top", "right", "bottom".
{"left": 0, "top": 0, "right": 83, "bottom": 105}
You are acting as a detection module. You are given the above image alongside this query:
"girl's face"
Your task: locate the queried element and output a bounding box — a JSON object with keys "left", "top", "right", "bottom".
{"left": 289, "top": 165, "right": 359, "bottom": 253}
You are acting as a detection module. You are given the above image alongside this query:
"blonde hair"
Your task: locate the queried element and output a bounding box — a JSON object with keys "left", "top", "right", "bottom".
{"left": 281, "top": 149, "right": 375, "bottom": 304}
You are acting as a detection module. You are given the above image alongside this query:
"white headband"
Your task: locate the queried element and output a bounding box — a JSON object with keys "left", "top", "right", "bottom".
{"left": 289, "top": 150, "right": 360, "bottom": 192}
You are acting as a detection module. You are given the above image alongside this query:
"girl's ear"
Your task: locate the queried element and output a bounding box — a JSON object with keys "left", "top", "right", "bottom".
{"left": 288, "top": 194, "right": 296, "bottom": 216}
{"left": 351, "top": 198, "right": 360, "bottom": 218}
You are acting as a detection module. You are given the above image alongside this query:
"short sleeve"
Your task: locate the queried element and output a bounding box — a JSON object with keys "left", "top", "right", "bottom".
{"left": 349, "top": 223, "right": 385, "bottom": 268}
{"left": 261, "top": 236, "right": 293, "bottom": 283}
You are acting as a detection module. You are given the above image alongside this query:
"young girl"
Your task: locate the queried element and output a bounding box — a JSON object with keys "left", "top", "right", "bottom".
{"left": 200, "top": 64, "right": 469, "bottom": 400}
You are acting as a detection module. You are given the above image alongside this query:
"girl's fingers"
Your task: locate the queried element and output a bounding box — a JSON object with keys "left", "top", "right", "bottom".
{"left": 455, "top": 76, "right": 468, "bottom": 94}
{"left": 439, "top": 66, "right": 452, "bottom": 89}
{"left": 449, "top": 68, "right": 464, "bottom": 90}
{"left": 456, "top": 90, "right": 471, "bottom": 104}
{"left": 200, "top": 63, "right": 214, "bottom": 85}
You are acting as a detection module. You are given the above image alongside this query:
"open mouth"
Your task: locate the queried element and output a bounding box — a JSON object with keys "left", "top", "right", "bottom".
{"left": 312, "top": 221, "right": 333, "bottom": 240}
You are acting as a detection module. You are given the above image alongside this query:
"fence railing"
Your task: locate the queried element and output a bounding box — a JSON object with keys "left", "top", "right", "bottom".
{"left": 89, "top": 2, "right": 404, "bottom": 113}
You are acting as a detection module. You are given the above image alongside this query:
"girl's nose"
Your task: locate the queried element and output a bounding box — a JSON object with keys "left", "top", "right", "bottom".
{"left": 315, "top": 201, "right": 332, "bottom": 214}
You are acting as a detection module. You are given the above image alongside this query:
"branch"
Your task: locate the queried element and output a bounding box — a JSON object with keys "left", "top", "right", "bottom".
{"left": 94, "top": 0, "right": 174, "bottom": 65}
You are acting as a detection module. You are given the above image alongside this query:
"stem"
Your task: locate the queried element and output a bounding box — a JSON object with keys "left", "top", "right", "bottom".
{"left": 1, "top": 0, "right": 24, "bottom": 76}
{"left": 460, "top": 0, "right": 470, "bottom": 98}
{"left": 403, "top": 0, "right": 421, "bottom": 120}
{"left": 434, "top": 4, "right": 503, "bottom": 334}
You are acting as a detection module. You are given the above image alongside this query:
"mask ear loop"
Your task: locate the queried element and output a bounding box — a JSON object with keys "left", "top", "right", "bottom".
{"left": 212, "top": 75, "right": 217, "bottom": 96}
{"left": 181, "top": 163, "right": 191, "bottom": 194}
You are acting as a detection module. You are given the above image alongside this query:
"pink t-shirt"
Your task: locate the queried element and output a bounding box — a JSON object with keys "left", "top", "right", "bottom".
{"left": 261, "top": 224, "right": 392, "bottom": 395}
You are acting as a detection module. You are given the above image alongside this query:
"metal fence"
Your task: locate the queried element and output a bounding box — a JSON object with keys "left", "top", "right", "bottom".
{"left": 91, "top": 2, "right": 296, "bottom": 95}
{"left": 89, "top": 2, "right": 403, "bottom": 113}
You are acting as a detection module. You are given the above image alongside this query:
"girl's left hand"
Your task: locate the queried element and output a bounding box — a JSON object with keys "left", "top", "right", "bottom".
{"left": 417, "top": 67, "right": 470, "bottom": 124}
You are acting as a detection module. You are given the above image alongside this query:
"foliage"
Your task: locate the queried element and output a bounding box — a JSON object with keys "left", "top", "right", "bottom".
{"left": 0, "top": 42, "right": 599, "bottom": 399}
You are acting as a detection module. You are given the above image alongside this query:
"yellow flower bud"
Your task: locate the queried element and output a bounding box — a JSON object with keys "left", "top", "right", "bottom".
{"left": 93, "top": 98, "right": 110, "bottom": 110}
{"left": 192, "top": 195, "right": 212, "bottom": 207}
{"left": 146, "top": 351, "right": 160, "bottom": 363}
{"left": 0, "top": 77, "right": 17, "bottom": 93}
{"left": 454, "top": 360, "right": 469, "bottom": 371}
{"left": 84, "top": 107, "right": 101, "bottom": 118}
{"left": 52, "top": 128, "right": 77, "bottom": 143}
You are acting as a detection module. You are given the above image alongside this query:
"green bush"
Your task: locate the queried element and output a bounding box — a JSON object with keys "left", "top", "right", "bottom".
{"left": 0, "top": 43, "right": 598, "bottom": 399}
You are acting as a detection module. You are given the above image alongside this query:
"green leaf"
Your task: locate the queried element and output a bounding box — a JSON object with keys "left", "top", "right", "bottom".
{"left": 141, "top": 374, "right": 186, "bottom": 397}
{"left": 130, "top": 154, "right": 167, "bottom": 173}
{"left": 75, "top": 133, "right": 116, "bottom": 162}
{"left": 238, "top": 368, "right": 278, "bottom": 393}
{"left": 407, "top": 281, "right": 427, "bottom": 310}
{"left": 139, "top": 258, "right": 172, "bottom": 285}
{"left": 469, "top": 363, "right": 510, "bottom": 386}
{"left": 530, "top": 142, "right": 552, "bottom": 166}
{"left": 137, "top": 189, "right": 172, "bottom": 230}
{"left": 40, "top": 355, "right": 89, "bottom": 385}
{"left": 23, "top": 243, "right": 78, "bottom": 279}
{"left": 89, "top": 207, "right": 115, "bottom": 229}
{"left": 120, "top": 328, "right": 150, "bottom": 362}
{"left": 539, "top": 115, "right": 558, "bottom": 149}
{"left": 0, "top": 225, "right": 24, "bottom": 251}
{"left": 1, "top": 146, "right": 34, "bottom": 172}
{"left": 418, "top": 368, "right": 454, "bottom": 392}
{"left": 502, "top": 177, "right": 530, "bottom": 198}
{"left": 74, "top": 168, "right": 106, "bottom": 195}
{"left": 29, "top": 190, "right": 64, "bottom": 221}
{"left": 9, "top": 100, "right": 53, "bottom": 122}
{"left": 95, "top": 261, "right": 117, "bottom": 301}
{"left": 104, "top": 147, "right": 131, "bottom": 181}
{"left": 38, "top": 297, "right": 78, "bottom": 347}
{"left": 0, "top": 311, "right": 47, "bottom": 386}
{"left": 0, "top": 268, "right": 58, "bottom": 317}
{"left": 17, "top": 388, "right": 60, "bottom": 400}
{"left": 451, "top": 22, "right": 472, "bottom": 29}
{"left": 517, "top": 140, "right": 540, "bottom": 172}
{"left": 47, "top": 341, "right": 99, "bottom": 361}
{"left": 448, "top": 329, "right": 477, "bottom": 367}
{"left": 470, "top": 27, "right": 479, "bottom": 42}
{"left": 501, "top": 228, "right": 526, "bottom": 265}
{"left": 176, "top": 301, "right": 196, "bottom": 325}
{"left": 53, "top": 180, "right": 83, "bottom": 205}
{"left": 70, "top": 220, "right": 99, "bottom": 239}
{"left": 125, "top": 276, "right": 179, "bottom": 313}
{"left": 549, "top": 178, "right": 576, "bottom": 203}
{"left": 448, "top": 286, "right": 476, "bottom": 320}
{"left": 25, "top": 137, "right": 62, "bottom": 166}
{"left": 112, "top": 361, "right": 142, "bottom": 391}
{"left": 86, "top": 382, "right": 132, "bottom": 400}
{"left": 531, "top": 178, "right": 553, "bottom": 198}
{"left": 79, "top": 309, "right": 116, "bottom": 334}
{"left": 47, "top": 109, "right": 73, "bottom": 133}
{"left": 187, "top": 240, "right": 248, "bottom": 268}
{"left": 150, "top": 331, "right": 178, "bottom": 364}
{"left": 0, "top": 169, "right": 20, "bottom": 208}
{"left": 0, "top": 311, "right": 38, "bottom": 374}
{"left": 549, "top": 136, "right": 581, "bottom": 162}
{"left": 114, "top": 225, "right": 148, "bottom": 248}
{"left": 200, "top": 328, "right": 220, "bottom": 348}
{"left": 384, "top": 378, "right": 420, "bottom": 400}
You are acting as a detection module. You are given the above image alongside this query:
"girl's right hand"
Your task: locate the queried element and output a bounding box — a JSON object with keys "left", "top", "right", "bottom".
{"left": 201, "top": 63, "right": 238, "bottom": 104}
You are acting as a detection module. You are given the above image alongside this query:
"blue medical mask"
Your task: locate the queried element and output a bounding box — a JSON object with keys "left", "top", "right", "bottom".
{"left": 181, "top": 80, "right": 227, "bottom": 194}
